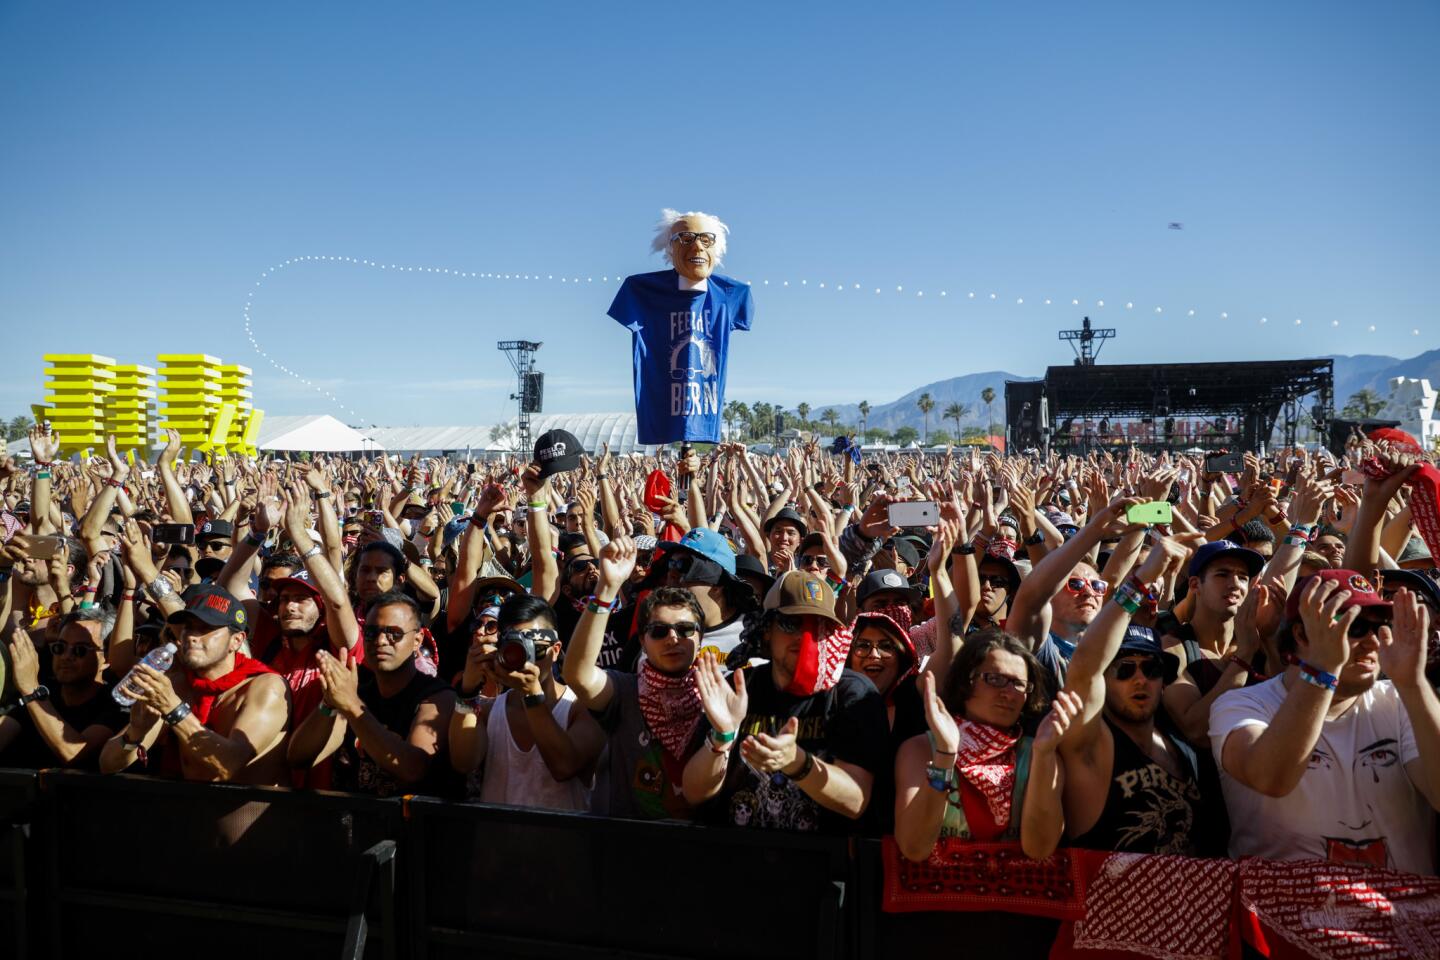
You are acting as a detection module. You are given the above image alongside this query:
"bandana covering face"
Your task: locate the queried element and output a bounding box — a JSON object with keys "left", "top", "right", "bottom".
{"left": 185, "top": 653, "right": 276, "bottom": 725}
{"left": 953, "top": 718, "right": 1021, "bottom": 828}
{"left": 637, "top": 660, "right": 703, "bottom": 761}
{"left": 872, "top": 600, "right": 913, "bottom": 635}
{"left": 784, "top": 619, "right": 854, "bottom": 697}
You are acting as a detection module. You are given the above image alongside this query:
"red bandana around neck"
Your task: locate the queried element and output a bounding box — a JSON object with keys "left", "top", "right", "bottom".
{"left": 186, "top": 653, "right": 275, "bottom": 726}
{"left": 953, "top": 718, "right": 1021, "bottom": 828}
{"left": 785, "top": 621, "right": 854, "bottom": 697}
{"left": 637, "top": 660, "right": 703, "bottom": 761}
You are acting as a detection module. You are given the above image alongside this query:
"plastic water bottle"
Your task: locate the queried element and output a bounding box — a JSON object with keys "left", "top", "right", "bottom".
{"left": 113, "top": 642, "right": 179, "bottom": 707}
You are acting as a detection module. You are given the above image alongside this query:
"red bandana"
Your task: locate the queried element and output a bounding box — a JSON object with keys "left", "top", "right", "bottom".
{"left": 185, "top": 653, "right": 275, "bottom": 726}
{"left": 953, "top": 718, "right": 1020, "bottom": 828}
{"left": 1362, "top": 433, "right": 1440, "bottom": 563}
{"left": 784, "top": 621, "right": 854, "bottom": 697}
{"left": 637, "top": 660, "right": 703, "bottom": 761}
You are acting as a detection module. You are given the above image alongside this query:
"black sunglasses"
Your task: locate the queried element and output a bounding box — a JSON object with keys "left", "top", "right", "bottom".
{"left": 1112, "top": 658, "right": 1165, "bottom": 681}
{"left": 1348, "top": 616, "right": 1390, "bottom": 638}
{"left": 49, "top": 641, "right": 99, "bottom": 658}
{"left": 644, "top": 621, "right": 700, "bottom": 641}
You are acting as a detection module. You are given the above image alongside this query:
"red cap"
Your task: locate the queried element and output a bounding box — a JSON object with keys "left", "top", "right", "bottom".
{"left": 1284, "top": 569, "right": 1393, "bottom": 620}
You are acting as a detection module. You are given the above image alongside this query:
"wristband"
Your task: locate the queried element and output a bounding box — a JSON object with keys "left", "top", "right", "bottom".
{"left": 162, "top": 702, "right": 193, "bottom": 726}
{"left": 925, "top": 762, "right": 955, "bottom": 793}
{"left": 596, "top": 474, "right": 610, "bottom": 481}
{"left": 951, "top": 543, "right": 976, "bottom": 556}
{"left": 1227, "top": 653, "right": 1254, "bottom": 674}
{"left": 244, "top": 530, "right": 265, "bottom": 547}
{"left": 121, "top": 592, "right": 136, "bottom": 602}
{"left": 1113, "top": 581, "right": 1144, "bottom": 615}
{"left": 313, "top": 490, "right": 332, "bottom": 499}
{"left": 82, "top": 585, "right": 98, "bottom": 594}
{"left": 36, "top": 470, "right": 51, "bottom": 480}
{"left": 527, "top": 499, "right": 549, "bottom": 509}
{"left": 784, "top": 749, "right": 816, "bottom": 781}
{"left": 1282, "top": 535, "right": 1310, "bottom": 549}
{"left": 102, "top": 477, "right": 124, "bottom": 488}
{"left": 1297, "top": 660, "right": 1339, "bottom": 692}
{"left": 1024, "top": 531, "right": 1045, "bottom": 546}
{"left": 318, "top": 703, "right": 337, "bottom": 717}
{"left": 299, "top": 543, "right": 323, "bottom": 561}
{"left": 585, "top": 594, "right": 619, "bottom": 614}
{"left": 146, "top": 575, "right": 176, "bottom": 599}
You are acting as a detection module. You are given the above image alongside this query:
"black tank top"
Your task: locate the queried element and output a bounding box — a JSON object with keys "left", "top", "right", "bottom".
{"left": 1071, "top": 716, "right": 1203, "bottom": 856}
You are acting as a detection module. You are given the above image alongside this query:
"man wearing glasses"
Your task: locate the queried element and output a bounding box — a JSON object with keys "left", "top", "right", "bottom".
{"left": 1210, "top": 571, "right": 1440, "bottom": 873}
{"left": 0, "top": 607, "right": 128, "bottom": 769}
{"left": 287, "top": 591, "right": 458, "bottom": 798}
{"left": 608, "top": 209, "right": 753, "bottom": 446}
{"left": 1025, "top": 537, "right": 1218, "bottom": 858}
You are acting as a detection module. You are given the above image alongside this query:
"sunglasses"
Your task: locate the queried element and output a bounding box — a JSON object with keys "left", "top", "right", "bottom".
{"left": 1111, "top": 658, "right": 1165, "bottom": 681}
{"left": 979, "top": 574, "right": 1012, "bottom": 589}
{"left": 798, "top": 554, "right": 831, "bottom": 570}
{"left": 49, "top": 641, "right": 100, "bottom": 658}
{"left": 635, "top": 551, "right": 656, "bottom": 566}
{"left": 197, "top": 540, "right": 231, "bottom": 554}
{"left": 363, "top": 624, "right": 415, "bottom": 644}
{"left": 567, "top": 559, "right": 598, "bottom": 575}
{"left": 1348, "top": 616, "right": 1390, "bottom": 638}
{"left": 772, "top": 613, "right": 811, "bottom": 635}
{"left": 851, "top": 640, "right": 902, "bottom": 658}
{"left": 1065, "top": 577, "right": 1108, "bottom": 596}
{"left": 644, "top": 621, "right": 700, "bottom": 641}
{"left": 472, "top": 620, "right": 499, "bottom": 636}
{"left": 976, "top": 671, "right": 1029, "bottom": 693}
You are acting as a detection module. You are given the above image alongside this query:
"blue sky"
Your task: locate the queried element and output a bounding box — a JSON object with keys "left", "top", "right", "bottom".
{"left": 2, "top": 1, "right": 1436, "bottom": 427}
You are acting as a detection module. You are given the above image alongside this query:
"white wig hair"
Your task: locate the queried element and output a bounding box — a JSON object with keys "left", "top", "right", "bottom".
{"left": 650, "top": 208, "right": 730, "bottom": 267}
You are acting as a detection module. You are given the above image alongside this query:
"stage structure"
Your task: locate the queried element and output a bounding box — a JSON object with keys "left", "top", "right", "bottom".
{"left": 498, "top": 340, "right": 543, "bottom": 453}
{"left": 1006, "top": 320, "right": 1334, "bottom": 453}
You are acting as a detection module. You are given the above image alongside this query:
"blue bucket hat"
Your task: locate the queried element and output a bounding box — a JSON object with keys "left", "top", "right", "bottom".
{"left": 675, "top": 527, "right": 737, "bottom": 576}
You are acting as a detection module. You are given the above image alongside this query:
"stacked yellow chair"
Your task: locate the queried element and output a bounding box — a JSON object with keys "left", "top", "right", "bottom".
{"left": 156, "top": 354, "right": 223, "bottom": 453}
{"left": 106, "top": 363, "right": 158, "bottom": 454}
{"left": 216, "top": 364, "right": 254, "bottom": 455}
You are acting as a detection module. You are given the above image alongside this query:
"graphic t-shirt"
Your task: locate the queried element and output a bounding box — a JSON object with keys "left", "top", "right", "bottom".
{"left": 608, "top": 269, "right": 753, "bottom": 444}
{"left": 1210, "top": 676, "right": 1435, "bottom": 875}
{"left": 591, "top": 671, "right": 703, "bottom": 821}
{"left": 699, "top": 667, "right": 888, "bottom": 835}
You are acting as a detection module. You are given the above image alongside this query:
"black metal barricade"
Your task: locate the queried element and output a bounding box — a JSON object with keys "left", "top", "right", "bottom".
{"left": 403, "top": 797, "right": 854, "bottom": 960}
{"left": 39, "top": 771, "right": 401, "bottom": 960}
{"left": 0, "top": 769, "right": 40, "bottom": 960}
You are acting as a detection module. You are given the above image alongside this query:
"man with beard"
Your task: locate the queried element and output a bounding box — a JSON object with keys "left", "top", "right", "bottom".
{"left": 0, "top": 607, "right": 128, "bottom": 769}
{"left": 1026, "top": 536, "right": 1216, "bottom": 857}
{"left": 565, "top": 537, "right": 711, "bottom": 820}
{"left": 100, "top": 583, "right": 290, "bottom": 785}
{"left": 288, "top": 591, "right": 458, "bottom": 797}
{"left": 683, "top": 571, "right": 888, "bottom": 834}
{"left": 1159, "top": 541, "right": 1266, "bottom": 744}
{"left": 1211, "top": 573, "right": 1440, "bottom": 874}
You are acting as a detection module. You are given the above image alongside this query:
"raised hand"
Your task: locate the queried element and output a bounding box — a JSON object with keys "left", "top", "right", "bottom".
{"left": 597, "top": 535, "right": 637, "bottom": 592}
{"left": 1296, "top": 576, "right": 1356, "bottom": 675}
{"left": 1033, "top": 689, "right": 1083, "bottom": 753}
{"left": 159, "top": 428, "right": 182, "bottom": 466}
{"left": 920, "top": 671, "right": 960, "bottom": 757}
{"left": 28, "top": 425, "right": 58, "bottom": 465}
{"left": 1379, "top": 587, "right": 1430, "bottom": 690}
{"left": 694, "top": 650, "right": 748, "bottom": 736}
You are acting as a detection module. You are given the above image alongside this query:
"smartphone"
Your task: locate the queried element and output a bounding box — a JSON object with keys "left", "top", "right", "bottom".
{"left": 1205, "top": 452, "right": 1245, "bottom": 473}
{"left": 153, "top": 523, "right": 195, "bottom": 545}
{"left": 1126, "top": 501, "right": 1173, "bottom": 525}
{"left": 888, "top": 500, "right": 939, "bottom": 528}
{"left": 369, "top": 510, "right": 385, "bottom": 525}
{"left": 19, "top": 534, "right": 64, "bottom": 559}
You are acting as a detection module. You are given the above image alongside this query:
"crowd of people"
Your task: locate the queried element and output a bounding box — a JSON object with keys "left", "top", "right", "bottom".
{"left": 1, "top": 422, "right": 1437, "bottom": 882}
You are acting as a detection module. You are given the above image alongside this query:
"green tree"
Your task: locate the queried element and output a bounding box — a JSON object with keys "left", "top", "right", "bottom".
{"left": 961, "top": 425, "right": 988, "bottom": 441}
{"left": 894, "top": 426, "right": 919, "bottom": 446}
{"left": 819, "top": 408, "right": 840, "bottom": 435}
{"left": 1340, "top": 388, "right": 1386, "bottom": 420}
{"left": 928, "top": 429, "right": 954, "bottom": 446}
{"left": 6, "top": 415, "right": 33, "bottom": 441}
{"left": 916, "top": 393, "right": 935, "bottom": 444}
{"left": 943, "top": 401, "right": 969, "bottom": 440}
{"left": 980, "top": 386, "right": 996, "bottom": 439}
{"left": 724, "top": 400, "right": 750, "bottom": 441}
{"left": 857, "top": 400, "right": 871, "bottom": 438}
{"left": 795, "top": 402, "right": 811, "bottom": 429}
{"left": 863, "top": 427, "right": 888, "bottom": 444}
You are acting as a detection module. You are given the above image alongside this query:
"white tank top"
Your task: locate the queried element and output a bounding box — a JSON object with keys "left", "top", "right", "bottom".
{"left": 477, "top": 687, "right": 591, "bottom": 812}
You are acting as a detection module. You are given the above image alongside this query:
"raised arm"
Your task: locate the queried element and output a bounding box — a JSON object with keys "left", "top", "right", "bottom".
{"left": 521, "top": 465, "right": 560, "bottom": 604}
{"left": 156, "top": 429, "right": 193, "bottom": 526}
{"left": 1380, "top": 589, "right": 1440, "bottom": 811}
{"left": 560, "top": 536, "right": 634, "bottom": 710}
{"left": 282, "top": 480, "right": 359, "bottom": 651}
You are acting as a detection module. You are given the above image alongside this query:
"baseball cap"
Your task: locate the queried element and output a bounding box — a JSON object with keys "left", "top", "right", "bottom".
{"left": 1188, "top": 541, "right": 1265, "bottom": 579}
{"left": 674, "top": 527, "right": 737, "bottom": 576}
{"left": 534, "top": 429, "right": 582, "bottom": 479}
{"left": 763, "top": 571, "right": 842, "bottom": 626}
{"left": 168, "top": 583, "right": 248, "bottom": 632}
{"left": 196, "top": 519, "right": 234, "bottom": 542}
{"left": 1376, "top": 569, "right": 1440, "bottom": 611}
{"left": 271, "top": 567, "right": 322, "bottom": 597}
{"left": 1283, "top": 569, "right": 1393, "bottom": 620}
{"left": 1112, "top": 625, "right": 1179, "bottom": 684}
{"left": 856, "top": 569, "right": 923, "bottom": 608}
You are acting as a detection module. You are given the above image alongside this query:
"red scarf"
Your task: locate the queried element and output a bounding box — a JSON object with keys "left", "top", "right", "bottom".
{"left": 953, "top": 718, "right": 1020, "bottom": 828}
{"left": 186, "top": 654, "right": 276, "bottom": 725}
{"left": 784, "top": 621, "right": 854, "bottom": 697}
{"left": 1363, "top": 431, "right": 1440, "bottom": 562}
{"left": 637, "top": 660, "right": 703, "bottom": 761}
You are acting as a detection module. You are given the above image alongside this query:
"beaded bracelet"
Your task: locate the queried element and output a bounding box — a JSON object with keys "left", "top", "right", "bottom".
{"left": 1297, "top": 660, "right": 1338, "bottom": 692}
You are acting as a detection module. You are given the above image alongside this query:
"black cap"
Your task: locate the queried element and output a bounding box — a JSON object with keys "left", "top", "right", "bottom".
{"left": 733, "top": 553, "right": 775, "bottom": 594}
{"left": 1378, "top": 569, "right": 1440, "bottom": 612}
{"left": 197, "top": 519, "right": 234, "bottom": 541}
{"left": 167, "top": 583, "right": 248, "bottom": 632}
{"left": 534, "top": 429, "right": 582, "bottom": 479}
{"left": 763, "top": 507, "right": 808, "bottom": 538}
{"left": 1112, "top": 625, "right": 1179, "bottom": 684}
{"left": 856, "top": 569, "right": 923, "bottom": 608}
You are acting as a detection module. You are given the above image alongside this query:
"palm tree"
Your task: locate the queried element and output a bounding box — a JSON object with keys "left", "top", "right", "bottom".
{"left": 1341, "top": 388, "right": 1386, "bottom": 420}
{"left": 488, "top": 423, "right": 517, "bottom": 451}
{"left": 795, "top": 403, "right": 811, "bottom": 431}
{"left": 943, "top": 401, "right": 969, "bottom": 441}
{"left": 819, "top": 408, "right": 840, "bottom": 436}
{"left": 857, "top": 401, "right": 871, "bottom": 439}
{"left": 980, "top": 386, "right": 996, "bottom": 440}
{"left": 724, "top": 400, "right": 750, "bottom": 441}
{"left": 916, "top": 393, "right": 935, "bottom": 444}
{"left": 6, "top": 415, "right": 33, "bottom": 441}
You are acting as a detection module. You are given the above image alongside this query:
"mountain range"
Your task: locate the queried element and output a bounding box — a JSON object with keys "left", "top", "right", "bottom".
{"left": 814, "top": 349, "right": 1440, "bottom": 435}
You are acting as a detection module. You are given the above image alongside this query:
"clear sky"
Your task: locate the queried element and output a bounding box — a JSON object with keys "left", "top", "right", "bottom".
{"left": 2, "top": 1, "right": 1436, "bottom": 427}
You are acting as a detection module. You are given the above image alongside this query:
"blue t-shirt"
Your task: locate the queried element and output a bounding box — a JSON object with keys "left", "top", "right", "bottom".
{"left": 608, "top": 269, "right": 753, "bottom": 444}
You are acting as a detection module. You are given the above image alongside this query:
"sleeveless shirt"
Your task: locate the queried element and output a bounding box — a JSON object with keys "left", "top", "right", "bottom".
{"left": 477, "top": 688, "right": 591, "bottom": 812}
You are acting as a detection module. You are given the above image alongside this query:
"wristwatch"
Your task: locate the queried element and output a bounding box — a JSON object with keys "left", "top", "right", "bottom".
{"left": 299, "top": 543, "right": 323, "bottom": 561}
{"left": 16, "top": 686, "right": 50, "bottom": 707}
{"left": 522, "top": 692, "right": 547, "bottom": 709}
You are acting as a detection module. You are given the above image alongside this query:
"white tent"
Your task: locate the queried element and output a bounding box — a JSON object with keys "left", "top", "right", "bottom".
{"left": 257, "top": 415, "right": 384, "bottom": 453}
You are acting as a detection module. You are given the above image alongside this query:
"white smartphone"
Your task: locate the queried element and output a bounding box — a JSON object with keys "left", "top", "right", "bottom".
{"left": 888, "top": 500, "right": 939, "bottom": 528}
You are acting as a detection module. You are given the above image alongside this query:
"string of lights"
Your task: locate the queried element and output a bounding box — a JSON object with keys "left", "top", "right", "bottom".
{"left": 243, "top": 254, "right": 1422, "bottom": 423}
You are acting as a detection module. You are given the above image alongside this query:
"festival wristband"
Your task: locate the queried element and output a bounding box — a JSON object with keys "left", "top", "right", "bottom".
{"left": 925, "top": 763, "right": 955, "bottom": 793}
{"left": 1297, "top": 660, "right": 1339, "bottom": 692}
{"left": 1113, "top": 582, "right": 1144, "bottom": 615}
{"left": 527, "top": 499, "right": 549, "bottom": 509}
{"left": 318, "top": 703, "right": 337, "bottom": 717}
{"left": 36, "top": 470, "right": 51, "bottom": 480}
{"left": 708, "top": 728, "right": 737, "bottom": 754}
{"left": 585, "top": 594, "right": 619, "bottom": 614}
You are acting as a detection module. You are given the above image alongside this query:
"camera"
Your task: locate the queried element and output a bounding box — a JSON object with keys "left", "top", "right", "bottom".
{"left": 497, "top": 627, "right": 560, "bottom": 672}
